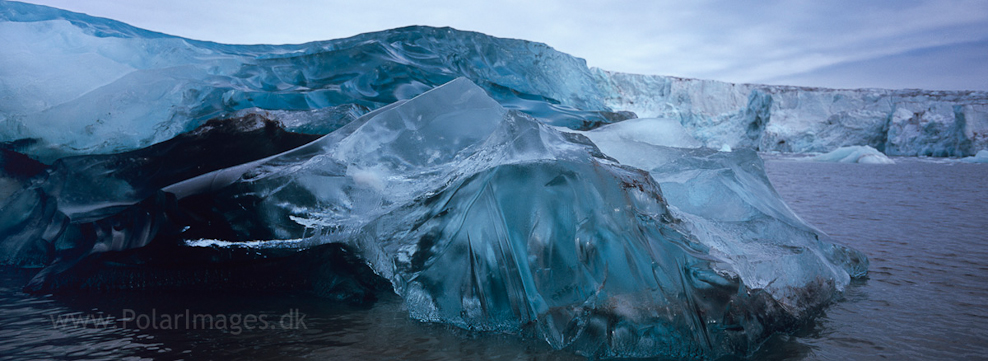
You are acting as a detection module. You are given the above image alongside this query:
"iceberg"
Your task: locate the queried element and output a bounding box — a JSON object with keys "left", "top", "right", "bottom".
{"left": 805, "top": 145, "right": 896, "bottom": 164}
{"left": 960, "top": 149, "right": 988, "bottom": 163}
{"left": 0, "top": 2, "right": 876, "bottom": 359}
{"left": 577, "top": 118, "right": 869, "bottom": 311}
{"left": 0, "top": 1, "right": 631, "bottom": 162}
{"left": 1, "top": 77, "right": 867, "bottom": 359}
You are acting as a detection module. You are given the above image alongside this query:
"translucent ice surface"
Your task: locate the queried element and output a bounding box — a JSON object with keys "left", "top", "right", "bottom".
{"left": 580, "top": 117, "right": 703, "bottom": 150}
{"left": 0, "top": 2, "right": 627, "bottom": 162}
{"left": 1, "top": 78, "right": 867, "bottom": 359}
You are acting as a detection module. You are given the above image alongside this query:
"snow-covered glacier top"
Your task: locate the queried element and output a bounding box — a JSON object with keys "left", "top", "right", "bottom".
{"left": 2, "top": 1, "right": 985, "bottom": 162}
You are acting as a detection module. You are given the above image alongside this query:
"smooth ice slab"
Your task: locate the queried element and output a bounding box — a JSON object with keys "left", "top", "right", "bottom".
{"left": 571, "top": 118, "right": 869, "bottom": 312}
{"left": 580, "top": 117, "right": 703, "bottom": 150}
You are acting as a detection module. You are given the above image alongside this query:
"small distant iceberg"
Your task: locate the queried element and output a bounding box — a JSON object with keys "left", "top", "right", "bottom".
{"left": 960, "top": 150, "right": 988, "bottom": 163}
{"left": 806, "top": 145, "right": 895, "bottom": 164}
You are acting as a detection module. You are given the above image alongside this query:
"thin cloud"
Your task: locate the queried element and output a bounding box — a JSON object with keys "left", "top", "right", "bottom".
{"left": 14, "top": 0, "right": 988, "bottom": 90}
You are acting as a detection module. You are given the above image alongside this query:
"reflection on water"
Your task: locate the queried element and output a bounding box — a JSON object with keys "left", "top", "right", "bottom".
{"left": 0, "top": 268, "right": 578, "bottom": 361}
{"left": 1, "top": 158, "right": 986, "bottom": 360}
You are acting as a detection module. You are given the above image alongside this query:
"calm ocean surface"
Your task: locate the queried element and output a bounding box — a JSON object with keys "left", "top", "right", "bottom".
{"left": 1, "top": 157, "right": 986, "bottom": 360}
{"left": 759, "top": 157, "right": 988, "bottom": 360}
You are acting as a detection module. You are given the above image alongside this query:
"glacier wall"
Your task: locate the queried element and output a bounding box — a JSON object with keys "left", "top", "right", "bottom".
{"left": 594, "top": 70, "right": 988, "bottom": 157}
{"left": 3, "top": 1, "right": 987, "bottom": 162}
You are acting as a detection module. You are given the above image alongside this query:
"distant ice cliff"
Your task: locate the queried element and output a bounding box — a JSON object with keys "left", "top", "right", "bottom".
{"left": 594, "top": 70, "right": 988, "bottom": 157}
{"left": 1, "top": 1, "right": 985, "bottom": 162}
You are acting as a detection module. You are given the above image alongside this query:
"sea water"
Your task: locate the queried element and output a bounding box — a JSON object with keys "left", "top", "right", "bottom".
{"left": 755, "top": 157, "right": 988, "bottom": 360}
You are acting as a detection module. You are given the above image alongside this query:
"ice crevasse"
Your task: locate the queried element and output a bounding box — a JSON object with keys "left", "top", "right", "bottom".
{"left": 1, "top": 77, "right": 867, "bottom": 359}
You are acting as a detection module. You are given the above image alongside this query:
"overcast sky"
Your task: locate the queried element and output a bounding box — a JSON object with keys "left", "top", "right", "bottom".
{"left": 18, "top": 0, "right": 988, "bottom": 91}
